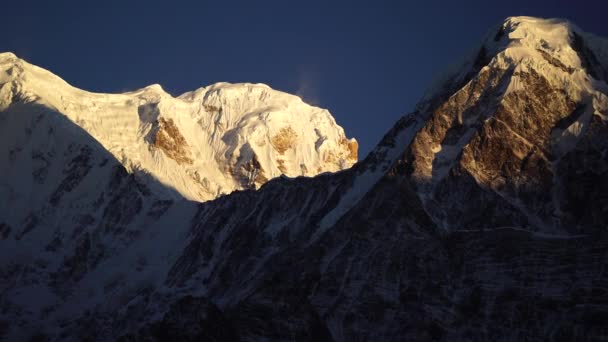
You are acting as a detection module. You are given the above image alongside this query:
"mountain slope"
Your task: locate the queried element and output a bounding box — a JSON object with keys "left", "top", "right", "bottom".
{"left": 161, "top": 17, "right": 608, "bottom": 340}
{"left": 1, "top": 17, "right": 608, "bottom": 341}
{"left": 0, "top": 53, "right": 357, "bottom": 202}
{"left": 401, "top": 16, "right": 608, "bottom": 232}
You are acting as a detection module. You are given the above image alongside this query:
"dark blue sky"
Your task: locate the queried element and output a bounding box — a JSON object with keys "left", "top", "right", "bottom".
{"left": 3, "top": 0, "right": 607, "bottom": 155}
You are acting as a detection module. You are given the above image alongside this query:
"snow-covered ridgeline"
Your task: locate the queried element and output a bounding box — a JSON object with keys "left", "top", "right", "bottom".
{"left": 0, "top": 52, "right": 357, "bottom": 202}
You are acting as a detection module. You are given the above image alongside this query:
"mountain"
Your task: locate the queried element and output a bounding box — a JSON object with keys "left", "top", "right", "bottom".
{"left": 406, "top": 16, "right": 608, "bottom": 231}
{"left": 0, "top": 52, "right": 357, "bottom": 202}
{"left": 1, "top": 17, "right": 608, "bottom": 341}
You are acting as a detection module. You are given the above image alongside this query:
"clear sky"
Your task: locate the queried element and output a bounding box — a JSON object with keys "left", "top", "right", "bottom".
{"left": 3, "top": 0, "right": 607, "bottom": 156}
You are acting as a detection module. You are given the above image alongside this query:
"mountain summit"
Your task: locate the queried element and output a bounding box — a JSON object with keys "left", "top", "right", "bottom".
{"left": 399, "top": 16, "right": 608, "bottom": 231}
{"left": 1, "top": 17, "right": 607, "bottom": 341}
{"left": 0, "top": 52, "right": 357, "bottom": 202}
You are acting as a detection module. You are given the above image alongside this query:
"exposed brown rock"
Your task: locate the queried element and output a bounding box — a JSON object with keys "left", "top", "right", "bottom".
{"left": 403, "top": 66, "right": 505, "bottom": 183}
{"left": 300, "top": 163, "right": 308, "bottom": 175}
{"left": 270, "top": 126, "right": 298, "bottom": 155}
{"left": 396, "top": 58, "right": 595, "bottom": 230}
{"left": 152, "top": 117, "right": 193, "bottom": 165}
{"left": 323, "top": 151, "right": 336, "bottom": 164}
{"left": 537, "top": 49, "right": 575, "bottom": 74}
{"left": 203, "top": 104, "right": 221, "bottom": 112}
{"left": 276, "top": 159, "right": 288, "bottom": 174}
{"left": 342, "top": 138, "right": 358, "bottom": 161}
{"left": 458, "top": 68, "right": 577, "bottom": 221}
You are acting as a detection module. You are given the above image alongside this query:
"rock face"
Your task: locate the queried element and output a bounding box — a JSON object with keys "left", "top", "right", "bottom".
{"left": 152, "top": 117, "right": 194, "bottom": 165}
{"left": 399, "top": 17, "right": 608, "bottom": 232}
{"left": 1, "top": 17, "right": 608, "bottom": 341}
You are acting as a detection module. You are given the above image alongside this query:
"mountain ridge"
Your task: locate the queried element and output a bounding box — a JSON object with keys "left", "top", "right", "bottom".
{"left": 0, "top": 51, "right": 357, "bottom": 202}
{"left": 1, "top": 17, "right": 608, "bottom": 341}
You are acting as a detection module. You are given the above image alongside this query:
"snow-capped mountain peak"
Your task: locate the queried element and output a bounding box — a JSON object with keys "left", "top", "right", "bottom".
{"left": 486, "top": 17, "right": 608, "bottom": 80}
{"left": 383, "top": 16, "right": 608, "bottom": 231}
{"left": 0, "top": 53, "right": 357, "bottom": 201}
